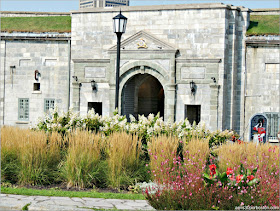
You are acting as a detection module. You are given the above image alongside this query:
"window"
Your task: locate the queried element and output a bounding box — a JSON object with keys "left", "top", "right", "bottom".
{"left": 34, "top": 83, "right": 40, "bottom": 91}
{"left": 18, "top": 98, "right": 29, "bottom": 121}
{"left": 44, "top": 99, "right": 55, "bottom": 113}
{"left": 265, "top": 112, "right": 280, "bottom": 142}
{"left": 88, "top": 102, "right": 102, "bottom": 115}
{"left": 185, "top": 105, "right": 201, "bottom": 125}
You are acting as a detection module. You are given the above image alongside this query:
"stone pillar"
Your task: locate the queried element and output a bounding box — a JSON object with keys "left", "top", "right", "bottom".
{"left": 0, "top": 41, "right": 5, "bottom": 126}
{"left": 165, "top": 84, "right": 176, "bottom": 121}
{"left": 210, "top": 84, "right": 221, "bottom": 131}
{"left": 72, "top": 82, "right": 80, "bottom": 112}
{"left": 109, "top": 83, "right": 116, "bottom": 114}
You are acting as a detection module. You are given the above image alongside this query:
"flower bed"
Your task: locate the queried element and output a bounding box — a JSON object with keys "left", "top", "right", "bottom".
{"left": 2, "top": 108, "right": 278, "bottom": 209}
{"left": 144, "top": 140, "right": 279, "bottom": 210}
{"left": 33, "top": 107, "right": 234, "bottom": 147}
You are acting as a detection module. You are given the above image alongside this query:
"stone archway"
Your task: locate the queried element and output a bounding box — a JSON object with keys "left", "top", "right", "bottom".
{"left": 121, "top": 73, "right": 164, "bottom": 119}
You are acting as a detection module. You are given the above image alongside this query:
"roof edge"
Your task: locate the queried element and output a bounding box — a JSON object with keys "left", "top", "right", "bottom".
{"left": 71, "top": 3, "right": 239, "bottom": 14}
{"left": 0, "top": 11, "right": 70, "bottom": 15}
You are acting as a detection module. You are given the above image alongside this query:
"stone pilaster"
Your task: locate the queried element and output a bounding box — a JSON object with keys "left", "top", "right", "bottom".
{"left": 72, "top": 82, "right": 81, "bottom": 112}
{"left": 165, "top": 84, "right": 176, "bottom": 121}
{"left": 210, "top": 84, "right": 221, "bottom": 131}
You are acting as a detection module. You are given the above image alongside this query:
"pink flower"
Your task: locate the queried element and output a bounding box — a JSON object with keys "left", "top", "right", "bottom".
{"left": 226, "top": 167, "right": 234, "bottom": 175}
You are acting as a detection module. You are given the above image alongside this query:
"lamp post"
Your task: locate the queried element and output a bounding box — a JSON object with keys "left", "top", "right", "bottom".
{"left": 113, "top": 11, "right": 127, "bottom": 110}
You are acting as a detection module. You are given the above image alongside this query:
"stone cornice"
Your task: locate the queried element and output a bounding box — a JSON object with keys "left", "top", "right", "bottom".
{"left": 246, "top": 36, "right": 280, "bottom": 45}
{"left": 72, "top": 59, "right": 110, "bottom": 63}
{"left": 0, "top": 11, "right": 70, "bottom": 15}
{"left": 0, "top": 32, "right": 71, "bottom": 41}
{"left": 176, "top": 59, "right": 222, "bottom": 63}
{"left": 72, "top": 3, "right": 244, "bottom": 14}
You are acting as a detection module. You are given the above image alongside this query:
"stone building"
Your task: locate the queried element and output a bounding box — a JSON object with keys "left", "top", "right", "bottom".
{"left": 0, "top": 3, "right": 279, "bottom": 142}
{"left": 79, "top": 0, "right": 129, "bottom": 9}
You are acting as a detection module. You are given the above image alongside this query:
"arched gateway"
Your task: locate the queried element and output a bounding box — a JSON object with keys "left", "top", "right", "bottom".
{"left": 121, "top": 73, "right": 164, "bottom": 119}
{"left": 108, "top": 30, "right": 177, "bottom": 122}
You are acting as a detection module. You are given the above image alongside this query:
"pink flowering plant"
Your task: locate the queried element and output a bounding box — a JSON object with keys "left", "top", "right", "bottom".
{"left": 144, "top": 143, "right": 279, "bottom": 210}
{"left": 203, "top": 164, "right": 259, "bottom": 189}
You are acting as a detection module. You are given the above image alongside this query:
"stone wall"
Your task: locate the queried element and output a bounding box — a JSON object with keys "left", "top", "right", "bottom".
{"left": 71, "top": 3, "right": 250, "bottom": 131}
{"left": 243, "top": 36, "right": 280, "bottom": 140}
{"left": 0, "top": 33, "right": 71, "bottom": 127}
{"left": 250, "top": 8, "right": 280, "bottom": 15}
{"left": 0, "top": 41, "right": 5, "bottom": 126}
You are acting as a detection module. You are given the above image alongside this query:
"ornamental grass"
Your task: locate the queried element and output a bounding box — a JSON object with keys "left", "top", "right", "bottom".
{"left": 1, "top": 127, "right": 61, "bottom": 185}
{"left": 217, "top": 142, "right": 279, "bottom": 173}
{"left": 183, "top": 137, "right": 210, "bottom": 172}
{"left": 106, "top": 132, "right": 144, "bottom": 189}
{"left": 60, "top": 130, "right": 104, "bottom": 189}
{"left": 147, "top": 135, "right": 179, "bottom": 176}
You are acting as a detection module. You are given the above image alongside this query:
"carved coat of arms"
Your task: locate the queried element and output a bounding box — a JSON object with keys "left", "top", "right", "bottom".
{"left": 137, "top": 38, "right": 148, "bottom": 49}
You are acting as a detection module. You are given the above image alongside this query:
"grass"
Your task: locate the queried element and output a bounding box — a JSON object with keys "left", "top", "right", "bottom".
{"left": 0, "top": 16, "right": 71, "bottom": 33}
{"left": 1, "top": 127, "right": 150, "bottom": 190}
{"left": 106, "top": 132, "right": 143, "bottom": 189}
{"left": 148, "top": 135, "right": 179, "bottom": 173}
{"left": 1, "top": 15, "right": 278, "bottom": 35}
{"left": 22, "top": 203, "right": 31, "bottom": 211}
{"left": 1, "top": 127, "right": 62, "bottom": 185}
{"left": 216, "top": 142, "right": 279, "bottom": 174}
{"left": 247, "top": 15, "right": 280, "bottom": 35}
{"left": 62, "top": 130, "right": 104, "bottom": 189}
{"left": 1, "top": 186, "right": 145, "bottom": 200}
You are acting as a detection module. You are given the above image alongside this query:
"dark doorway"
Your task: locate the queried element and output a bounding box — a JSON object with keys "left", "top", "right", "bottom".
{"left": 185, "top": 105, "right": 201, "bottom": 125}
{"left": 88, "top": 102, "right": 102, "bottom": 115}
{"left": 121, "top": 74, "right": 164, "bottom": 119}
{"left": 138, "top": 76, "right": 164, "bottom": 117}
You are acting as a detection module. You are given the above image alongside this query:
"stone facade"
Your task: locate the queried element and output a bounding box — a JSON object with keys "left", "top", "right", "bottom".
{"left": 0, "top": 3, "right": 279, "bottom": 141}
{"left": 79, "top": 0, "right": 129, "bottom": 9}
{"left": 0, "top": 33, "right": 71, "bottom": 127}
{"left": 71, "top": 3, "right": 251, "bottom": 132}
{"left": 244, "top": 36, "right": 280, "bottom": 141}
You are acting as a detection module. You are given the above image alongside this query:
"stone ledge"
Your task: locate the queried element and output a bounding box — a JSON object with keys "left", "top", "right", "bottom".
{"left": 72, "top": 59, "right": 110, "bottom": 63}
{"left": 1, "top": 11, "right": 70, "bottom": 17}
{"left": 0, "top": 32, "right": 71, "bottom": 41}
{"left": 72, "top": 3, "right": 244, "bottom": 14}
{"left": 15, "top": 121, "right": 29, "bottom": 124}
{"left": 176, "top": 59, "right": 222, "bottom": 63}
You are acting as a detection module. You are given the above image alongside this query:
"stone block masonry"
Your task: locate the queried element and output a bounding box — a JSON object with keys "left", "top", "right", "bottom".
{"left": 0, "top": 33, "right": 71, "bottom": 127}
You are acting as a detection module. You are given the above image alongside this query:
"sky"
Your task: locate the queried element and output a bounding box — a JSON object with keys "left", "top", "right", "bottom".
{"left": 0, "top": 0, "right": 279, "bottom": 12}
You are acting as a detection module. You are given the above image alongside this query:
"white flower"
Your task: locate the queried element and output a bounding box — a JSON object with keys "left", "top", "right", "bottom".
{"left": 148, "top": 113, "right": 155, "bottom": 122}
{"left": 147, "top": 127, "right": 154, "bottom": 136}
{"left": 129, "top": 114, "right": 136, "bottom": 122}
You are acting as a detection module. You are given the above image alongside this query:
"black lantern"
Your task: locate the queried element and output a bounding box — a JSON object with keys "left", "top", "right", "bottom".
{"left": 190, "top": 80, "right": 196, "bottom": 95}
{"left": 91, "top": 80, "right": 97, "bottom": 91}
{"left": 113, "top": 11, "right": 127, "bottom": 110}
{"left": 34, "top": 70, "right": 41, "bottom": 81}
{"left": 113, "top": 11, "right": 127, "bottom": 34}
